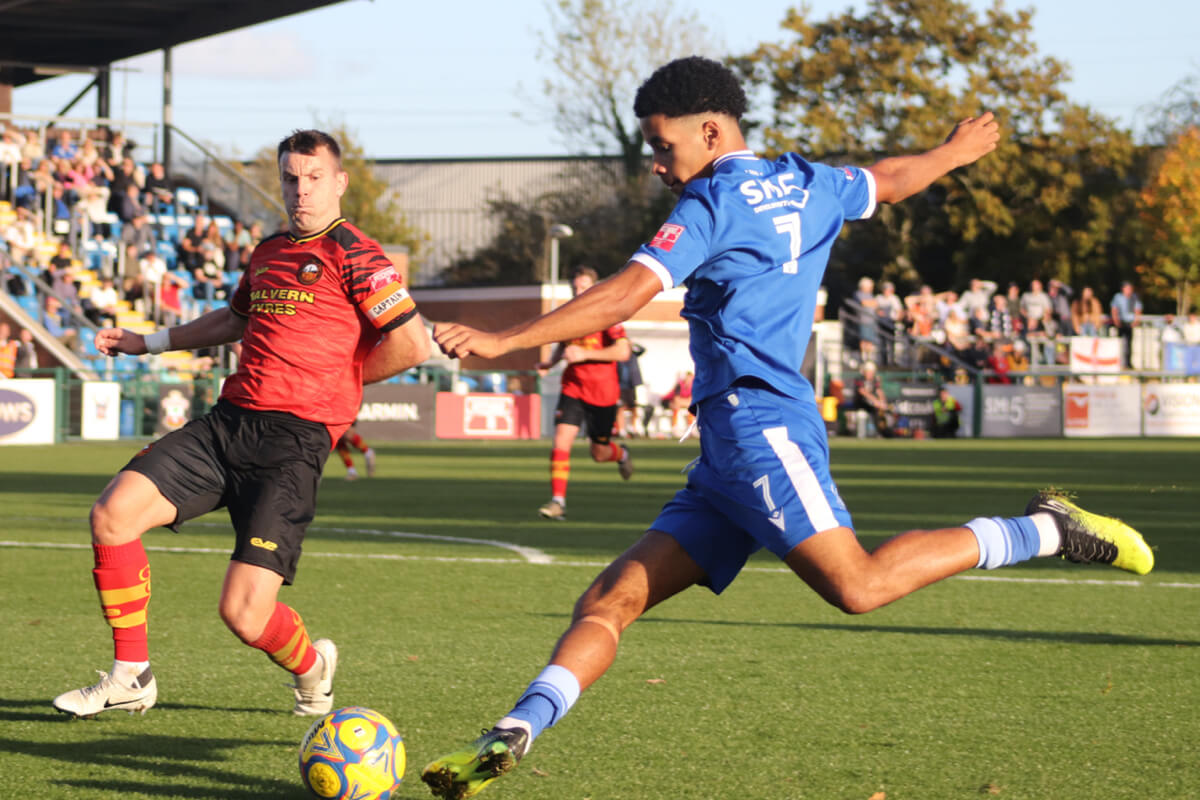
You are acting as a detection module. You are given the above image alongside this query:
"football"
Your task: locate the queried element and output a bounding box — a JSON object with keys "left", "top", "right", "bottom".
{"left": 299, "top": 706, "right": 406, "bottom": 800}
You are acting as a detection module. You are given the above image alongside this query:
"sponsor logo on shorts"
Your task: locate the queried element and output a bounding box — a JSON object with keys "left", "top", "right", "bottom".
{"left": 250, "top": 537, "right": 279, "bottom": 552}
{"left": 297, "top": 261, "right": 323, "bottom": 285}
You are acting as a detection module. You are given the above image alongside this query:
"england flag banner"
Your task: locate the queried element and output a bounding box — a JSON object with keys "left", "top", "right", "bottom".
{"left": 1068, "top": 336, "right": 1122, "bottom": 378}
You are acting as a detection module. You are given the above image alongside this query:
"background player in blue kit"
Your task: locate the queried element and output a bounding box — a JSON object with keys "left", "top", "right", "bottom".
{"left": 423, "top": 57, "right": 1154, "bottom": 799}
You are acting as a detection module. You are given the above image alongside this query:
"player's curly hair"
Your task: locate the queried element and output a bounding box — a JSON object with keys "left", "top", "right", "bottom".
{"left": 277, "top": 129, "right": 342, "bottom": 164}
{"left": 633, "top": 56, "right": 748, "bottom": 120}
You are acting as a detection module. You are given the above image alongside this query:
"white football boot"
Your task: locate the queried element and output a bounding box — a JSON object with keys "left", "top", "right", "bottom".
{"left": 53, "top": 666, "right": 157, "bottom": 718}
{"left": 291, "top": 638, "right": 338, "bottom": 716}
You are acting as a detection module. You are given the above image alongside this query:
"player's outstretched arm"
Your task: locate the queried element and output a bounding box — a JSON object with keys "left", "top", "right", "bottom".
{"left": 435, "top": 263, "right": 662, "bottom": 361}
{"left": 94, "top": 306, "right": 246, "bottom": 357}
{"left": 362, "top": 313, "right": 432, "bottom": 384}
{"left": 868, "top": 111, "right": 1000, "bottom": 205}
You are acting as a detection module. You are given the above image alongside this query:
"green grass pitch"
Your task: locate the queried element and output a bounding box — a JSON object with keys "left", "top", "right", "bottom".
{"left": 1, "top": 437, "right": 1197, "bottom": 799}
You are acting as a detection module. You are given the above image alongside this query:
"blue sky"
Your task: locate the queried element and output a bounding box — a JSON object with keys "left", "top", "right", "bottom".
{"left": 12, "top": 0, "right": 1200, "bottom": 159}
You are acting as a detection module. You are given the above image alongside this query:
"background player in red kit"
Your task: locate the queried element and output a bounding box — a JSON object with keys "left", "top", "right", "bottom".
{"left": 52, "top": 129, "right": 430, "bottom": 718}
{"left": 333, "top": 423, "right": 376, "bottom": 480}
{"left": 534, "top": 266, "right": 633, "bottom": 521}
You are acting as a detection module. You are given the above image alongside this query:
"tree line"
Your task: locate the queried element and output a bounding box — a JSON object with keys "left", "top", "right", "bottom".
{"left": 432, "top": 0, "right": 1200, "bottom": 316}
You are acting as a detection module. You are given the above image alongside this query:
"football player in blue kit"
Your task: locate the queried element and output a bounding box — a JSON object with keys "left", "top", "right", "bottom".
{"left": 422, "top": 56, "right": 1154, "bottom": 799}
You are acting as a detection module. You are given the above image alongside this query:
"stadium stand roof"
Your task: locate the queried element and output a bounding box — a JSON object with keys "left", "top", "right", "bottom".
{"left": 0, "top": 0, "right": 349, "bottom": 88}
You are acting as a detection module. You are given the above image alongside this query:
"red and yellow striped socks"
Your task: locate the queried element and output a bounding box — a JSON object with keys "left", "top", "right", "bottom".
{"left": 249, "top": 601, "right": 318, "bottom": 675}
{"left": 92, "top": 540, "right": 152, "bottom": 663}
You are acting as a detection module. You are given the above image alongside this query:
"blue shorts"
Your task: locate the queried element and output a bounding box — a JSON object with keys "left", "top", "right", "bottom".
{"left": 649, "top": 381, "right": 853, "bottom": 594}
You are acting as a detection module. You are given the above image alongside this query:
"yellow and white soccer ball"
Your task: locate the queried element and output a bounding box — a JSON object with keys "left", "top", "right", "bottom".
{"left": 299, "top": 706, "right": 405, "bottom": 800}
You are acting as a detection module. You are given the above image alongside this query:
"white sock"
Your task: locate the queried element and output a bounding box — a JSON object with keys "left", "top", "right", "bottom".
{"left": 113, "top": 659, "right": 150, "bottom": 678}
{"left": 1030, "top": 512, "right": 1062, "bottom": 556}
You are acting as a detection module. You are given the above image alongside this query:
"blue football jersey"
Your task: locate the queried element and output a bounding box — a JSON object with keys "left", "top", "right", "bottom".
{"left": 632, "top": 150, "right": 876, "bottom": 405}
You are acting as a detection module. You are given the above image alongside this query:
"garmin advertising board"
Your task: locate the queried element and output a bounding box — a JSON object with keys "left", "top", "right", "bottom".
{"left": 354, "top": 384, "right": 437, "bottom": 440}
{"left": 979, "top": 384, "right": 1062, "bottom": 437}
{"left": 0, "top": 379, "right": 56, "bottom": 445}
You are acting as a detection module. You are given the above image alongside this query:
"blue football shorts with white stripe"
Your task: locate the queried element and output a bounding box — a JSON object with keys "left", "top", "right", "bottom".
{"left": 650, "top": 380, "right": 852, "bottom": 593}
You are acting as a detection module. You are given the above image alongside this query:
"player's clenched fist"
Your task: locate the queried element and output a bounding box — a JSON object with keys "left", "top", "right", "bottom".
{"left": 433, "top": 322, "right": 506, "bottom": 360}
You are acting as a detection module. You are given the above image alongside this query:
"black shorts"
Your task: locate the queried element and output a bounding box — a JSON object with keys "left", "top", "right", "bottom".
{"left": 555, "top": 393, "right": 617, "bottom": 445}
{"left": 122, "top": 399, "right": 331, "bottom": 584}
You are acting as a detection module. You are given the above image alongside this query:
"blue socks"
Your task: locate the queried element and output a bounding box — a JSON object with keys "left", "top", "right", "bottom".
{"left": 498, "top": 665, "right": 581, "bottom": 741}
{"left": 966, "top": 515, "right": 1044, "bottom": 569}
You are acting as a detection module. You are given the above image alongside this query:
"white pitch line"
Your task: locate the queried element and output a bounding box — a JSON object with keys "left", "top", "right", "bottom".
{"left": 0, "top": 517, "right": 553, "bottom": 565}
{"left": 2, "top": 538, "right": 1197, "bottom": 589}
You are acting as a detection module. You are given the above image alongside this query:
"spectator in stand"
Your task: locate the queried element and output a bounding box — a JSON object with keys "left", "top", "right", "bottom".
{"left": 193, "top": 219, "right": 228, "bottom": 299}
{"left": 905, "top": 284, "right": 937, "bottom": 339}
{"left": 49, "top": 129, "right": 78, "bottom": 161}
{"left": 1039, "top": 309, "right": 1063, "bottom": 364}
{"left": 853, "top": 276, "right": 879, "bottom": 364}
{"left": 130, "top": 243, "right": 168, "bottom": 318}
{"left": 1183, "top": 311, "right": 1200, "bottom": 345}
{"left": 107, "top": 156, "right": 141, "bottom": 215}
{"left": 77, "top": 136, "right": 101, "bottom": 168}
{"left": 1047, "top": 279, "right": 1073, "bottom": 334}
{"left": 80, "top": 155, "right": 114, "bottom": 228}
{"left": 1160, "top": 314, "right": 1184, "bottom": 345}
{"left": 12, "top": 156, "right": 39, "bottom": 212}
{"left": 1110, "top": 281, "right": 1142, "bottom": 367}
{"left": 986, "top": 341, "right": 1013, "bottom": 384}
{"left": 157, "top": 271, "right": 186, "bottom": 326}
{"left": 989, "top": 293, "right": 1017, "bottom": 341}
{"left": 102, "top": 130, "right": 134, "bottom": 166}
{"left": 875, "top": 280, "right": 904, "bottom": 364}
{"left": 959, "top": 277, "right": 996, "bottom": 316}
{"left": 4, "top": 206, "right": 37, "bottom": 265}
{"left": 240, "top": 221, "right": 264, "bottom": 268}
{"left": 19, "top": 129, "right": 41, "bottom": 163}
{"left": 968, "top": 304, "right": 993, "bottom": 344}
{"left": 1071, "top": 286, "right": 1105, "bottom": 336}
{"left": 47, "top": 262, "right": 84, "bottom": 325}
{"left": 121, "top": 212, "right": 155, "bottom": 258}
{"left": 942, "top": 306, "right": 972, "bottom": 353}
{"left": 119, "top": 243, "right": 146, "bottom": 305}
{"left": 0, "top": 129, "right": 21, "bottom": 199}
{"left": 15, "top": 327, "right": 38, "bottom": 374}
{"left": 83, "top": 276, "right": 121, "bottom": 328}
{"left": 142, "top": 161, "right": 174, "bottom": 211}
{"left": 1018, "top": 279, "right": 1052, "bottom": 334}
{"left": 0, "top": 322, "right": 17, "bottom": 379}
{"left": 27, "top": 157, "right": 58, "bottom": 215}
{"left": 178, "top": 215, "right": 207, "bottom": 272}
{"left": 853, "top": 360, "right": 890, "bottom": 436}
{"left": 225, "top": 220, "right": 250, "bottom": 272}
{"left": 41, "top": 295, "right": 79, "bottom": 352}
{"left": 117, "top": 181, "right": 147, "bottom": 224}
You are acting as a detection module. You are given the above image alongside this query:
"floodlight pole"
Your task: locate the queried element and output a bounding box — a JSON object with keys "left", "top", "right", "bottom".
{"left": 548, "top": 223, "right": 574, "bottom": 309}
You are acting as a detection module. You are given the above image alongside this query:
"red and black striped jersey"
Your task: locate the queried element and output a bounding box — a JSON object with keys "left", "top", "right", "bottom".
{"left": 560, "top": 323, "right": 627, "bottom": 407}
{"left": 221, "top": 218, "right": 418, "bottom": 442}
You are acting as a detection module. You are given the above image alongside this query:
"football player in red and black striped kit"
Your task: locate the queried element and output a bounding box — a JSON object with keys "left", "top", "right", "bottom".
{"left": 53, "top": 130, "right": 430, "bottom": 719}
{"left": 534, "top": 266, "right": 634, "bottom": 521}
